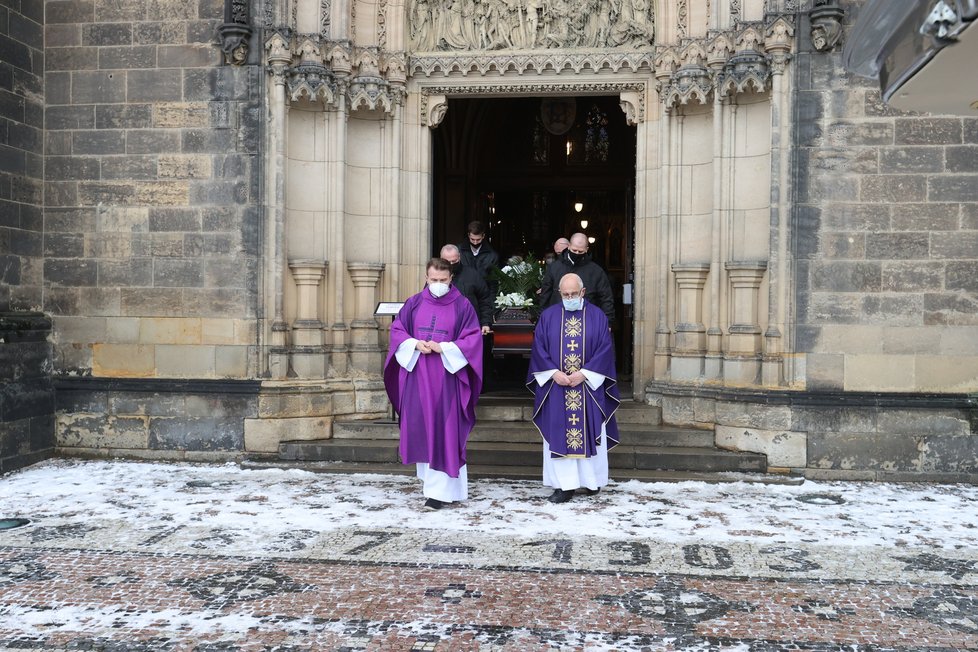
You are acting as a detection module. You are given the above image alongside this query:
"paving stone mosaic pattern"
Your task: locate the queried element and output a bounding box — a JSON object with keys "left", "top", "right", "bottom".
{"left": 1, "top": 460, "right": 978, "bottom": 650}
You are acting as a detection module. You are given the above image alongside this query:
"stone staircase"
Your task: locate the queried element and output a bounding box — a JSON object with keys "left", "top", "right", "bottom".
{"left": 246, "top": 395, "right": 800, "bottom": 484}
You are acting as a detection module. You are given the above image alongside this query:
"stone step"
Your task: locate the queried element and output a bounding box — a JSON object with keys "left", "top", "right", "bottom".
{"left": 473, "top": 397, "right": 661, "bottom": 424}
{"left": 278, "top": 439, "right": 767, "bottom": 473}
{"left": 241, "top": 458, "right": 803, "bottom": 485}
{"left": 332, "top": 420, "right": 714, "bottom": 447}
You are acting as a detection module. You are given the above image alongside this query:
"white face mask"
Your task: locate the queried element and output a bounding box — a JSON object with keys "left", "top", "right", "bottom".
{"left": 428, "top": 282, "right": 450, "bottom": 298}
{"left": 562, "top": 297, "right": 583, "bottom": 311}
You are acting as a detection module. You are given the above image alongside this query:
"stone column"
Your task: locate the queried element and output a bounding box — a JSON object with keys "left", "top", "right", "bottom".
{"left": 653, "top": 103, "right": 673, "bottom": 380}
{"left": 288, "top": 260, "right": 328, "bottom": 378}
{"left": 724, "top": 261, "right": 767, "bottom": 384}
{"left": 265, "top": 33, "right": 292, "bottom": 379}
{"left": 347, "top": 262, "right": 386, "bottom": 374}
{"left": 763, "top": 19, "right": 794, "bottom": 387}
{"left": 670, "top": 263, "right": 710, "bottom": 380}
{"left": 327, "top": 90, "right": 350, "bottom": 374}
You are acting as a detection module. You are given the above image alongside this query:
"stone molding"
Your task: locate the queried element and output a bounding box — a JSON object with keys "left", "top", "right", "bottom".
{"left": 409, "top": 50, "right": 656, "bottom": 78}
{"left": 263, "top": 33, "right": 407, "bottom": 113}
{"left": 419, "top": 80, "right": 648, "bottom": 125}
{"left": 655, "top": 16, "right": 795, "bottom": 107}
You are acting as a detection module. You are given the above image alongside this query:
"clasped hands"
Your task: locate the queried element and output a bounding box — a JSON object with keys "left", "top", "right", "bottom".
{"left": 552, "top": 370, "right": 586, "bottom": 387}
{"left": 415, "top": 340, "right": 443, "bottom": 354}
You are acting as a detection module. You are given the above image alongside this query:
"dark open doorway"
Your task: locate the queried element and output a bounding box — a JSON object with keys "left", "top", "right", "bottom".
{"left": 432, "top": 96, "right": 636, "bottom": 390}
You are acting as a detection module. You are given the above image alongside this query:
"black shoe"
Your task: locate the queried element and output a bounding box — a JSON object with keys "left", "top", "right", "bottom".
{"left": 548, "top": 489, "right": 575, "bottom": 504}
{"left": 424, "top": 498, "right": 447, "bottom": 510}
{"left": 581, "top": 488, "right": 600, "bottom": 496}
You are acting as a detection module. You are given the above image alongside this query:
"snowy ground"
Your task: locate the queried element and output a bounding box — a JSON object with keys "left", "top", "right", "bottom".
{"left": 2, "top": 459, "right": 978, "bottom": 650}
{"left": 2, "top": 458, "right": 977, "bottom": 550}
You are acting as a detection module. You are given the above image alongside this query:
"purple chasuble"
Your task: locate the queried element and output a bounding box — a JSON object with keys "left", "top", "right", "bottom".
{"left": 526, "top": 300, "right": 620, "bottom": 458}
{"left": 384, "top": 286, "right": 483, "bottom": 477}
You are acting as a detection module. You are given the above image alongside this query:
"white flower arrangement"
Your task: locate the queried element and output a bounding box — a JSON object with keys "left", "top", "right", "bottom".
{"left": 491, "top": 254, "right": 544, "bottom": 313}
{"left": 494, "top": 292, "right": 535, "bottom": 309}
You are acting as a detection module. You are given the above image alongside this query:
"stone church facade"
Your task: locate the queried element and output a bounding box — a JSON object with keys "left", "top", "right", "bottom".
{"left": 0, "top": 0, "right": 975, "bottom": 479}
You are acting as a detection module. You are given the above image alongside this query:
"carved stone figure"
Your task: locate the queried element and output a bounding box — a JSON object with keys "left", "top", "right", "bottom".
{"left": 408, "top": 0, "right": 653, "bottom": 51}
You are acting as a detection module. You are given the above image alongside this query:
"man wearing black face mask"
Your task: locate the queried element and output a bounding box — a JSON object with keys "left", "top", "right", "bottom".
{"left": 539, "top": 232, "right": 615, "bottom": 322}
{"left": 458, "top": 220, "right": 500, "bottom": 297}
{"left": 440, "top": 244, "right": 493, "bottom": 335}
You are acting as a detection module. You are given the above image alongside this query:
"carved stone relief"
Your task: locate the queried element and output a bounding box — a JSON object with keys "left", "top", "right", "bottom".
{"left": 408, "top": 0, "right": 654, "bottom": 51}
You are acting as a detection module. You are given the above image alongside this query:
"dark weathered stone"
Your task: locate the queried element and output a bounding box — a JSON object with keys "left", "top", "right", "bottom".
{"left": 890, "top": 203, "right": 959, "bottom": 231}
{"left": 865, "top": 232, "right": 929, "bottom": 260}
{"left": 861, "top": 295, "right": 924, "bottom": 326}
{"left": 46, "top": 0, "right": 96, "bottom": 24}
{"left": 100, "top": 155, "right": 157, "bottom": 180}
{"left": 148, "top": 416, "right": 244, "bottom": 451}
{"left": 183, "top": 67, "right": 253, "bottom": 102}
{"left": 945, "top": 146, "right": 978, "bottom": 173}
{"left": 45, "top": 71, "right": 70, "bottom": 104}
{"left": 97, "top": 258, "right": 152, "bottom": 286}
{"left": 120, "top": 287, "right": 183, "bottom": 316}
{"left": 153, "top": 258, "right": 203, "bottom": 287}
{"left": 82, "top": 23, "right": 133, "bottom": 46}
{"left": 95, "top": 103, "right": 151, "bottom": 129}
{"left": 820, "top": 232, "right": 865, "bottom": 259}
{"left": 946, "top": 261, "right": 978, "bottom": 293}
{"left": 181, "top": 129, "right": 236, "bottom": 154}
{"left": 881, "top": 262, "right": 944, "bottom": 292}
{"left": 895, "top": 118, "right": 962, "bottom": 145}
{"left": 46, "top": 156, "right": 101, "bottom": 180}
{"left": 793, "top": 204, "right": 820, "bottom": 259}
{"left": 860, "top": 175, "right": 927, "bottom": 203}
{"left": 149, "top": 207, "right": 200, "bottom": 232}
{"left": 71, "top": 70, "right": 126, "bottom": 103}
{"left": 43, "top": 233, "right": 85, "bottom": 258}
{"left": 928, "top": 176, "right": 978, "bottom": 203}
{"left": 44, "top": 131, "right": 72, "bottom": 156}
{"left": 98, "top": 45, "right": 157, "bottom": 69}
{"left": 819, "top": 203, "right": 889, "bottom": 231}
{"left": 924, "top": 293, "right": 978, "bottom": 326}
{"left": 825, "top": 121, "right": 893, "bottom": 147}
{"left": 126, "top": 69, "right": 181, "bottom": 101}
{"left": 811, "top": 261, "right": 881, "bottom": 292}
{"left": 189, "top": 180, "right": 248, "bottom": 205}
{"left": 125, "top": 129, "right": 179, "bottom": 154}
{"left": 44, "top": 258, "right": 97, "bottom": 286}
{"left": 879, "top": 147, "right": 944, "bottom": 174}
{"left": 158, "top": 44, "right": 217, "bottom": 68}
{"left": 46, "top": 46, "right": 99, "bottom": 71}
{"left": 962, "top": 204, "right": 978, "bottom": 230}
{"left": 72, "top": 130, "right": 126, "bottom": 155}
{"left": 45, "top": 23, "right": 82, "bottom": 47}
{"left": 46, "top": 105, "right": 96, "bottom": 129}
{"left": 930, "top": 231, "right": 978, "bottom": 259}
{"left": 133, "top": 22, "right": 184, "bottom": 45}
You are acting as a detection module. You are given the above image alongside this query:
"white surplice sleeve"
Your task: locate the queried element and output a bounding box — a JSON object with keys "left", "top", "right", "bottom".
{"left": 439, "top": 341, "right": 469, "bottom": 374}
{"left": 395, "top": 338, "right": 421, "bottom": 372}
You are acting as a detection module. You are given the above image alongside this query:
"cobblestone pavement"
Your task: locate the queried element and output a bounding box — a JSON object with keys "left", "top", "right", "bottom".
{"left": 2, "top": 460, "right": 978, "bottom": 650}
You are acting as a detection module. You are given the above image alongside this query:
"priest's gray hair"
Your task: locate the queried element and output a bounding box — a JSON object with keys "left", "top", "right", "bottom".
{"left": 440, "top": 244, "right": 460, "bottom": 257}
{"left": 559, "top": 273, "right": 584, "bottom": 291}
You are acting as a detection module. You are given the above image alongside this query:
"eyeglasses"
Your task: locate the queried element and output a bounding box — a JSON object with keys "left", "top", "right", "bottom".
{"left": 559, "top": 291, "right": 583, "bottom": 299}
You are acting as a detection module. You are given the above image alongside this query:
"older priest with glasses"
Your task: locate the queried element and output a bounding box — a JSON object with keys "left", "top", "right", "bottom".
{"left": 526, "top": 272, "right": 621, "bottom": 503}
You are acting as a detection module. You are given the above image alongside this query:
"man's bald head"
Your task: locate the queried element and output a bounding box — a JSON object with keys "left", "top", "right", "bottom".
{"left": 440, "top": 244, "right": 461, "bottom": 263}
{"left": 559, "top": 273, "right": 584, "bottom": 294}
{"left": 569, "top": 233, "right": 588, "bottom": 252}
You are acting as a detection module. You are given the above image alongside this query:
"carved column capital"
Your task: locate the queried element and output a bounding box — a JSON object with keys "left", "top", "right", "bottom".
{"left": 265, "top": 32, "right": 292, "bottom": 82}
{"left": 427, "top": 94, "right": 448, "bottom": 128}
{"left": 619, "top": 91, "right": 643, "bottom": 126}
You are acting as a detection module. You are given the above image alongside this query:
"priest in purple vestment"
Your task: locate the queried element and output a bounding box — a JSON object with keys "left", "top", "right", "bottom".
{"left": 527, "top": 272, "right": 620, "bottom": 503}
{"left": 384, "top": 257, "right": 484, "bottom": 510}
